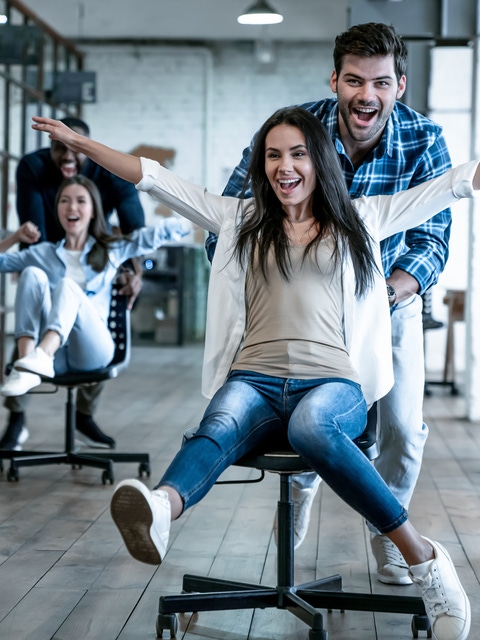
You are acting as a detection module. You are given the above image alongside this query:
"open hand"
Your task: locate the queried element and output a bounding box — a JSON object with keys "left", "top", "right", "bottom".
{"left": 31, "top": 116, "right": 83, "bottom": 151}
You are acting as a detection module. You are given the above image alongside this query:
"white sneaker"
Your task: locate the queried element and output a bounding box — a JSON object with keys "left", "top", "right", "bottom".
{"left": 14, "top": 427, "right": 30, "bottom": 451}
{"left": 14, "top": 347, "right": 55, "bottom": 379}
{"left": 371, "top": 533, "right": 413, "bottom": 585}
{"left": 110, "top": 479, "right": 171, "bottom": 565}
{"left": 410, "top": 538, "right": 470, "bottom": 640}
{"left": 1, "top": 368, "right": 42, "bottom": 396}
{"left": 274, "top": 475, "right": 321, "bottom": 550}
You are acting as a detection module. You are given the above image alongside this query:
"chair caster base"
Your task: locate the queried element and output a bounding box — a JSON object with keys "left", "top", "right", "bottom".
{"left": 139, "top": 461, "right": 150, "bottom": 477}
{"left": 412, "top": 613, "right": 432, "bottom": 638}
{"left": 102, "top": 469, "right": 114, "bottom": 485}
{"left": 156, "top": 613, "right": 178, "bottom": 638}
{"left": 7, "top": 464, "right": 19, "bottom": 481}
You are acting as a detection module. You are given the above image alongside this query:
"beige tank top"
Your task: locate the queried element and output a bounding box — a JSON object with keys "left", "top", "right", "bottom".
{"left": 231, "top": 239, "right": 359, "bottom": 382}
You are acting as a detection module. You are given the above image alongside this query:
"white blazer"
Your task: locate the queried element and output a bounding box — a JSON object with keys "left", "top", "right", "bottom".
{"left": 136, "top": 158, "right": 478, "bottom": 405}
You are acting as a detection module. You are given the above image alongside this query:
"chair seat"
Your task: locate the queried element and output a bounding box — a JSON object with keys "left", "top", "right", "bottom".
{"left": 49, "top": 362, "right": 125, "bottom": 387}
{"left": 234, "top": 449, "right": 311, "bottom": 474}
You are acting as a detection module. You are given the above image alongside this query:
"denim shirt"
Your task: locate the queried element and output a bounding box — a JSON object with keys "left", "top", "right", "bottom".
{"left": 0, "top": 222, "right": 187, "bottom": 323}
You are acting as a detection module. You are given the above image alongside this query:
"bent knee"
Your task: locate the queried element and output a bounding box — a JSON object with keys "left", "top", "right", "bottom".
{"left": 18, "top": 265, "right": 49, "bottom": 286}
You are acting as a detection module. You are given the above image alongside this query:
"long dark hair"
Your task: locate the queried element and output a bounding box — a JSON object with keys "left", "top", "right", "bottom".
{"left": 234, "top": 107, "right": 378, "bottom": 297}
{"left": 54, "top": 175, "right": 128, "bottom": 272}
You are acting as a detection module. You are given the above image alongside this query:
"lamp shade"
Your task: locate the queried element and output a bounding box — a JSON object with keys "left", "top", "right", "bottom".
{"left": 238, "top": 0, "right": 284, "bottom": 25}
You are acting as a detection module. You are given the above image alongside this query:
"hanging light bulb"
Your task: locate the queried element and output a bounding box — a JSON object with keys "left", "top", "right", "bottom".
{"left": 238, "top": 0, "right": 284, "bottom": 26}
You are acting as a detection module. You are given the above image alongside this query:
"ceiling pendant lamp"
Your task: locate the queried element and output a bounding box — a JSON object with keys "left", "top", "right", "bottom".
{"left": 237, "top": 0, "right": 284, "bottom": 26}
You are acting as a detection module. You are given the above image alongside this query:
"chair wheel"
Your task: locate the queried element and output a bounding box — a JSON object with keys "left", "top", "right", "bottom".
{"left": 156, "top": 613, "right": 178, "bottom": 638}
{"left": 102, "top": 469, "right": 114, "bottom": 485}
{"left": 139, "top": 461, "right": 151, "bottom": 478}
{"left": 411, "top": 614, "right": 432, "bottom": 638}
{"left": 7, "top": 464, "right": 19, "bottom": 482}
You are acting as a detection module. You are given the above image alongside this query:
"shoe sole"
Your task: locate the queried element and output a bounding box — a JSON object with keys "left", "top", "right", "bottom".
{"left": 110, "top": 485, "right": 162, "bottom": 565}
{"left": 75, "top": 434, "right": 115, "bottom": 449}
{"left": 1, "top": 381, "right": 41, "bottom": 397}
{"left": 377, "top": 572, "right": 413, "bottom": 586}
{"left": 14, "top": 364, "right": 53, "bottom": 379}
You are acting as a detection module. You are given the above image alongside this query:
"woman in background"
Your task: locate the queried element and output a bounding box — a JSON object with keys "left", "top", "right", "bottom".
{"left": 0, "top": 175, "right": 187, "bottom": 398}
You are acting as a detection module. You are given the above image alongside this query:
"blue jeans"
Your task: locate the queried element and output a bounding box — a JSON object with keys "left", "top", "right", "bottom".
{"left": 158, "top": 370, "right": 408, "bottom": 534}
{"left": 293, "top": 294, "right": 428, "bottom": 534}
{"left": 14, "top": 266, "right": 115, "bottom": 374}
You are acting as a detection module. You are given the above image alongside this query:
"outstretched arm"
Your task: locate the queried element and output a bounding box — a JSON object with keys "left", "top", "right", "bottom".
{"left": 31, "top": 116, "right": 143, "bottom": 185}
{"left": 0, "top": 222, "right": 40, "bottom": 253}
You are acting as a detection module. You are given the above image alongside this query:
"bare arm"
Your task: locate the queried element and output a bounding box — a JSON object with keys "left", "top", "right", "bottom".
{"left": 0, "top": 222, "right": 40, "bottom": 253}
{"left": 31, "top": 116, "right": 143, "bottom": 184}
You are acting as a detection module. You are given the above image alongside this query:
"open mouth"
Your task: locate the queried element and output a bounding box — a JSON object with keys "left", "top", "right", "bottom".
{"left": 278, "top": 178, "right": 301, "bottom": 194}
{"left": 352, "top": 106, "right": 377, "bottom": 124}
{"left": 67, "top": 216, "right": 80, "bottom": 222}
{"left": 60, "top": 161, "right": 78, "bottom": 178}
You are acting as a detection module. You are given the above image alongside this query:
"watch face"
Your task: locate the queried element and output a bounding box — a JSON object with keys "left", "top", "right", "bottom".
{"left": 386, "top": 284, "right": 396, "bottom": 306}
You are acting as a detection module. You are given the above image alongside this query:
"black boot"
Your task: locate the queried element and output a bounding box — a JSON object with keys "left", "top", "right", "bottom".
{"left": 0, "top": 412, "right": 29, "bottom": 450}
{"left": 75, "top": 411, "right": 116, "bottom": 449}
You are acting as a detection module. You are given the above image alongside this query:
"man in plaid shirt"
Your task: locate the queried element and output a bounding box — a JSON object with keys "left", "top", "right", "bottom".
{"left": 206, "top": 23, "right": 452, "bottom": 586}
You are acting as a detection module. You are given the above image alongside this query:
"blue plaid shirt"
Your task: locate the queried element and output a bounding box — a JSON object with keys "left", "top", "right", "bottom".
{"left": 206, "top": 98, "right": 452, "bottom": 293}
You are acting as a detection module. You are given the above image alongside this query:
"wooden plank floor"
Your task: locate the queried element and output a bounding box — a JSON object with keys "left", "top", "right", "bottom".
{"left": 0, "top": 344, "right": 479, "bottom": 640}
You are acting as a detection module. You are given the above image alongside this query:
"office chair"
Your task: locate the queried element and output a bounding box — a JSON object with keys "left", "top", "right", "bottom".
{"left": 0, "top": 285, "right": 150, "bottom": 484}
{"left": 156, "top": 405, "right": 430, "bottom": 639}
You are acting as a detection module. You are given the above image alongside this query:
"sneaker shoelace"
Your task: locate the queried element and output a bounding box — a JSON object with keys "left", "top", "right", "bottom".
{"left": 379, "top": 537, "right": 408, "bottom": 568}
{"left": 421, "top": 565, "right": 451, "bottom": 618}
{"left": 293, "top": 489, "right": 313, "bottom": 530}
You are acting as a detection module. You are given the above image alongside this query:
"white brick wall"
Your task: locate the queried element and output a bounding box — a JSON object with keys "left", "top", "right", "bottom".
{"left": 79, "top": 41, "right": 333, "bottom": 197}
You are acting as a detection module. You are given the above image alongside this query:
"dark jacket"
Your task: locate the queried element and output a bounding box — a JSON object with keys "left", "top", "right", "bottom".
{"left": 16, "top": 147, "right": 145, "bottom": 242}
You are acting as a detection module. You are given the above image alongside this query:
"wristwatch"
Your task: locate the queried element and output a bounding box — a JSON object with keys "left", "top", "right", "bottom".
{"left": 386, "top": 284, "right": 397, "bottom": 307}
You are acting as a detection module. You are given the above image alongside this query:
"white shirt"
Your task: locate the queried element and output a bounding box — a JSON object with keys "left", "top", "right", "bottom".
{"left": 64, "top": 249, "right": 86, "bottom": 289}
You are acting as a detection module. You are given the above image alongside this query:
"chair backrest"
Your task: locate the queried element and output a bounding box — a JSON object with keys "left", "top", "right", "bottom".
{"left": 46, "top": 284, "right": 131, "bottom": 388}
{"left": 106, "top": 284, "right": 131, "bottom": 372}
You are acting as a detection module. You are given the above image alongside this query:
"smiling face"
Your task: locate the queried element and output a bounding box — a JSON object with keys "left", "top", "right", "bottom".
{"left": 50, "top": 126, "right": 88, "bottom": 179}
{"left": 330, "top": 54, "right": 406, "bottom": 152}
{"left": 56, "top": 183, "right": 94, "bottom": 245}
{"left": 264, "top": 124, "right": 316, "bottom": 219}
